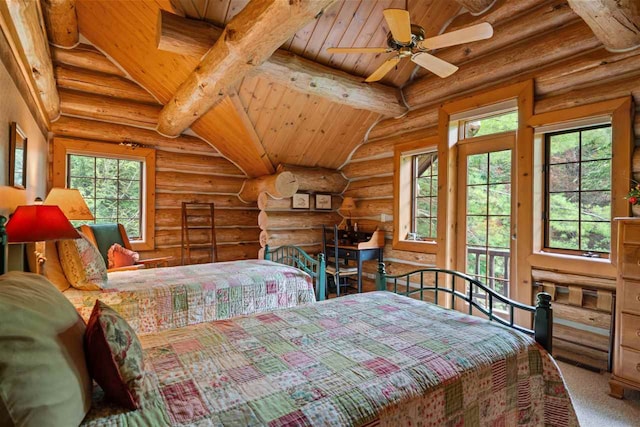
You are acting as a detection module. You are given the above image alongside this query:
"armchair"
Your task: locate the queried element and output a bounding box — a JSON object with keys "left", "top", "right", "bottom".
{"left": 79, "top": 223, "right": 171, "bottom": 272}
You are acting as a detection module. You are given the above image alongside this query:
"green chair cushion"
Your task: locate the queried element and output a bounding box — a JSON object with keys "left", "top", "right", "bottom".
{"left": 87, "top": 224, "right": 126, "bottom": 265}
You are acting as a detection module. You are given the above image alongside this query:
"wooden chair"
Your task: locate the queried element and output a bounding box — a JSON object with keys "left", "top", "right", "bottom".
{"left": 80, "top": 223, "right": 172, "bottom": 272}
{"left": 322, "top": 225, "right": 358, "bottom": 297}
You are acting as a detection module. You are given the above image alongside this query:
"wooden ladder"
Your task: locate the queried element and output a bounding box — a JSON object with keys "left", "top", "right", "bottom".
{"left": 181, "top": 202, "right": 217, "bottom": 265}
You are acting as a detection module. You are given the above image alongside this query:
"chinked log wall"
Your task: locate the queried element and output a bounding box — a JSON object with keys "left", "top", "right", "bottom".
{"left": 257, "top": 165, "right": 347, "bottom": 258}
{"left": 49, "top": 44, "right": 260, "bottom": 264}
{"left": 340, "top": 0, "right": 640, "bottom": 286}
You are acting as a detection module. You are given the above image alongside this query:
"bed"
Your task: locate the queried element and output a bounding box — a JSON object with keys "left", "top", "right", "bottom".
{"left": 64, "top": 258, "right": 319, "bottom": 335}
{"left": 80, "top": 290, "right": 576, "bottom": 426}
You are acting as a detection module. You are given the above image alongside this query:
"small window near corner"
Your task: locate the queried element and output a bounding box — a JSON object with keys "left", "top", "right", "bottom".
{"left": 394, "top": 136, "right": 439, "bottom": 253}
{"left": 411, "top": 151, "right": 438, "bottom": 241}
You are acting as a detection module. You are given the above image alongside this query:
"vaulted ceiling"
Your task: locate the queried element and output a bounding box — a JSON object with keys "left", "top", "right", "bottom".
{"left": 2, "top": 0, "right": 638, "bottom": 178}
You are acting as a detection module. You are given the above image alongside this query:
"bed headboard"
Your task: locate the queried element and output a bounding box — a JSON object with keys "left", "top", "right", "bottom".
{"left": 263, "top": 245, "right": 326, "bottom": 301}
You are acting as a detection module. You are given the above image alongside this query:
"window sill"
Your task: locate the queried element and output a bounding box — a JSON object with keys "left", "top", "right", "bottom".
{"left": 131, "top": 239, "right": 154, "bottom": 252}
{"left": 527, "top": 251, "right": 616, "bottom": 278}
{"left": 392, "top": 239, "right": 437, "bottom": 254}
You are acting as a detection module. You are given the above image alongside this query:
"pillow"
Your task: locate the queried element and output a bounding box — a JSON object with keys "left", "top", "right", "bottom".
{"left": 107, "top": 243, "right": 140, "bottom": 269}
{"left": 0, "top": 272, "right": 92, "bottom": 426}
{"left": 26, "top": 241, "right": 72, "bottom": 292}
{"left": 85, "top": 300, "right": 145, "bottom": 410}
{"left": 58, "top": 231, "right": 108, "bottom": 291}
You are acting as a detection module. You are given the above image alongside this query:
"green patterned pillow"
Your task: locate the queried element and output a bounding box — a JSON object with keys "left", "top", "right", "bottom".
{"left": 85, "top": 300, "right": 145, "bottom": 409}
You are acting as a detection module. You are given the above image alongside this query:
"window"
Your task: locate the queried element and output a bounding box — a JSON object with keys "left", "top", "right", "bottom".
{"left": 461, "top": 110, "right": 518, "bottom": 139}
{"left": 411, "top": 152, "right": 438, "bottom": 240}
{"left": 544, "top": 124, "right": 612, "bottom": 256}
{"left": 67, "top": 154, "right": 143, "bottom": 238}
{"left": 52, "top": 138, "right": 156, "bottom": 250}
{"left": 393, "top": 136, "right": 439, "bottom": 253}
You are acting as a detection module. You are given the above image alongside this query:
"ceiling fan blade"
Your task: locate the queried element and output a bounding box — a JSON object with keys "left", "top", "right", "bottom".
{"left": 411, "top": 53, "right": 458, "bottom": 78}
{"left": 383, "top": 9, "right": 412, "bottom": 44}
{"left": 327, "top": 47, "right": 390, "bottom": 54}
{"left": 365, "top": 57, "right": 402, "bottom": 83}
{"left": 419, "top": 22, "right": 493, "bottom": 50}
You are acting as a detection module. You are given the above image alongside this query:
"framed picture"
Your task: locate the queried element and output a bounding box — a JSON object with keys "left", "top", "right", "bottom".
{"left": 315, "top": 194, "right": 332, "bottom": 210}
{"left": 9, "top": 122, "right": 27, "bottom": 188}
{"left": 292, "top": 193, "right": 310, "bottom": 209}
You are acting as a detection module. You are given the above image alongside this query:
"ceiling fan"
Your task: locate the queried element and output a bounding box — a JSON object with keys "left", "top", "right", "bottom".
{"left": 327, "top": 9, "right": 493, "bottom": 82}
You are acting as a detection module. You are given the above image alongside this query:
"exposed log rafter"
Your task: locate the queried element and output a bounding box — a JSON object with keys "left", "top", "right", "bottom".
{"left": 0, "top": 0, "right": 60, "bottom": 122}
{"left": 567, "top": 0, "right": 640, "bottom": 52}
{"left": 156, "top": 0, "right": 337, "bottom": 137}
{"left": 156, "top": 10, "right": 405, "bottom": 118}
{"left": 41, "top": 0, "right": 78, "bottom": 48}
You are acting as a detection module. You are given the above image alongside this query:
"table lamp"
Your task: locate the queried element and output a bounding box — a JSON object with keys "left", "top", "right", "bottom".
{"left": 44, "top": 188, "right": 95, "bottom": 220}
{"left": 5, "top": 205, "right": 80, "bottom": 274}
{"left": 339, "top": 197, "right": 357, "bottom": 231}
{"left": 0, "top": 186, "right": 27, "bottom": 275}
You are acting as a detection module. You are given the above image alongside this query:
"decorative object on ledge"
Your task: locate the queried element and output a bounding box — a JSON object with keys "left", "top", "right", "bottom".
{"left": 0, "top": 186, "right": 27, "bottom": 275}
{"left": 315, "top": 194, "right": 332, "bottom": 210}
{"left": 44, "top": 188, "right": 95, "bottom": 221}
{"left": 8, "top": 122, "right": 27, "bottom": 188}
{"left": 626, "top": 184, "right": 640, "bottom": 217}
{"left": 292, "top": 193, "right": 310, "bottom": 210}
{"left": 5, "top": 205, "right": 80, "bottom": 274}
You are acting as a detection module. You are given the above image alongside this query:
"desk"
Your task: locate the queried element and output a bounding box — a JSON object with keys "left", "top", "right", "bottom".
{"left": 335, "top": 230, "right": 384, "bottom": 293}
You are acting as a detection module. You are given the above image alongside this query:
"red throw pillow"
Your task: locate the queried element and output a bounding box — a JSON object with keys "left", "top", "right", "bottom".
{"left": 107, "top": 243, "right": 140, "bottom": 269}
{"left": 85, "top": 300, "right": 145, "bottom": 410}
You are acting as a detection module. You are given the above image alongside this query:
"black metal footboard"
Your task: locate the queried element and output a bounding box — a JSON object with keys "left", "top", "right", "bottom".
{"left": 375, "top": 263, "right": 553, "bottom": 353}
{"left": 263, "top": 245, "right": 327, "bottom": 302}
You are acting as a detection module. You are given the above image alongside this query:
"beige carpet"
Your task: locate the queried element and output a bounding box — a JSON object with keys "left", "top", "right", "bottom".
{"left": 557, "top": 361, "right": 640, "bottom": 426}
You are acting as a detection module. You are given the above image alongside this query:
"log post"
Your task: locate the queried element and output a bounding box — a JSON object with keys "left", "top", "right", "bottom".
{"left": 238, "top": 172, "right": 299, "bottom": 203}
{"left": 276, "top": 164, "right": 348, "bottom": 194}
{"left": 0, "top": 0, "right": 61, "bottom": 120}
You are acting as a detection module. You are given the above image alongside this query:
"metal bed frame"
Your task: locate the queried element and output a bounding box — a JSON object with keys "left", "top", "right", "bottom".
{"left": 375, "top": 262, "right": 553, "bottom": 352}
{"left": 263, "top": 245, "right": 327, "bottom": 302}
{"left": 262, "top": 245, "right": 552, "bottom": 353}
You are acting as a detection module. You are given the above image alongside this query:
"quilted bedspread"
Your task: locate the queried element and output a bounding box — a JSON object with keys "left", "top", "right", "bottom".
{"left": 64, "top": 260, "right": 316, "bottom": 335}
{"left": 81, "top": 291, "right": 577, "bottom": 426}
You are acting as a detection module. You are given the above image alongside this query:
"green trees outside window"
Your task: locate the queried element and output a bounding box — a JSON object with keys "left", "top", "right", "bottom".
{"left": 67, "top": 154, "right": 143, "bottom": 239}
{"left": 544, "top": 124, "right": 612, "bottom": 255}
{"left": 412, "top": 152, "right": 438, "bottom": 240}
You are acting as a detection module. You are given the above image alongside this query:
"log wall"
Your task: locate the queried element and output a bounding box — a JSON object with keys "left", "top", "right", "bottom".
{"left": 339, "top": 3, "right": 640, "bottom": 295}
{"left": 49, "top": 44, "right": 260, "bottom": 265}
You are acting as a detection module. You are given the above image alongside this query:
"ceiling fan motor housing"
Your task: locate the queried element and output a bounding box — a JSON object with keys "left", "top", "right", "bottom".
{"left": 387, "top": 24, "right": 426, "bottom": 50}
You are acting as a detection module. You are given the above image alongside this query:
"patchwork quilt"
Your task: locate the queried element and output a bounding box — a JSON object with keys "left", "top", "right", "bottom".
{"left": 64, "top": 260, "right": 316, "bottom": 335}
{"left": 81, "top": 292, "right": 578, "bottom": 426}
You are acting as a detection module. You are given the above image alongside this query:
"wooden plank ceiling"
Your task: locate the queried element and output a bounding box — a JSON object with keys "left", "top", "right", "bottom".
{"left": 71, "top": 0, "right": 461, "bottom": 174}
{"left": 177, "top": 0, "right": 461, "bottom": 87}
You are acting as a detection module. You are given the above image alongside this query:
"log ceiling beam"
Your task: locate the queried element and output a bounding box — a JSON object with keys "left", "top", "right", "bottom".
{"left": 156, "top": 0, "right": 337, "bottom": 137}
{"left": 567, "top": 0, "right": 640, "bottom": 52}
{"left": 41, "top": 0, "right": 78, "bottom": 48}
{"left": 451, "top": 0, "right": 497, "bottom": 15}
{"left": 0, "top": 0, "right": 60, "bottom": 122}
{"left": 156, "top": 10, "right": 405, "bottom": 117}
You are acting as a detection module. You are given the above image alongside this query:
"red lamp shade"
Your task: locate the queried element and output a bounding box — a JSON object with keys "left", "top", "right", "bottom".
{"left": 6, "top": 205, "right": 81, "bottom": 243}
